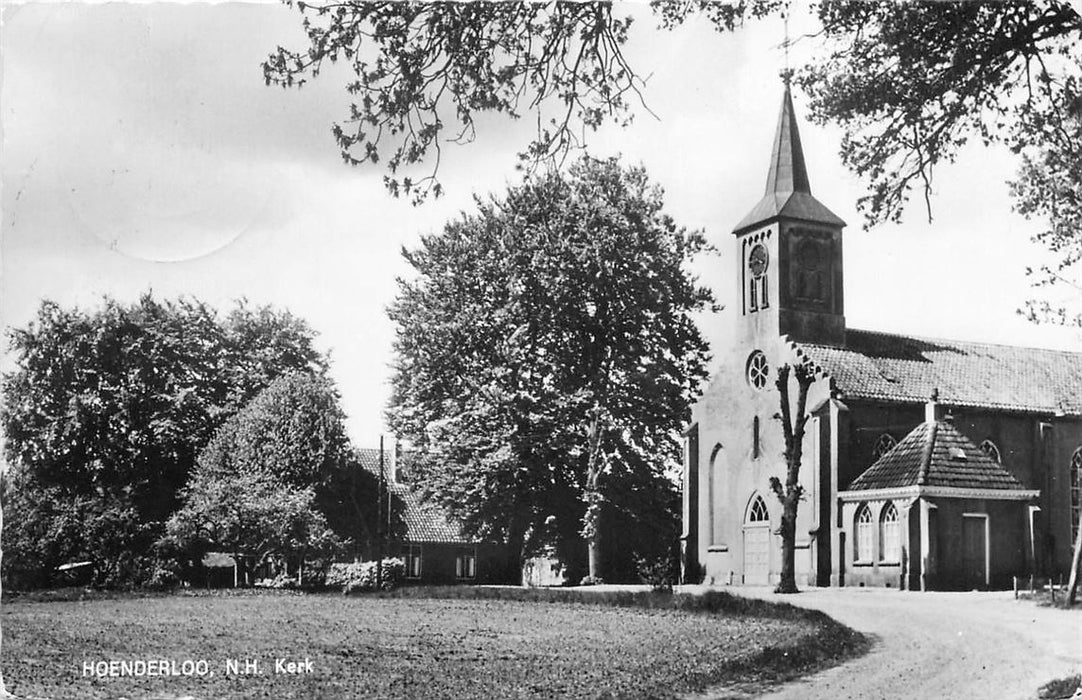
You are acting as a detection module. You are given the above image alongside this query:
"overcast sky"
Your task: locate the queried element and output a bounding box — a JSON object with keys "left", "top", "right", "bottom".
{"left": 3, "top": 2, "right": 1077, "bottom": 447}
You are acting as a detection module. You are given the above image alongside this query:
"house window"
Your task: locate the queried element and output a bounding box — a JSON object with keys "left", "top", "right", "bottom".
{"left": 880, "top": 502, "right": 901, "bottom": 563}
{"left": 980, "top": 439, "right": 1001, "bottom": 464}
{"left": 455, "top": 547, "right": 477, "bottom": 580}
{"left": 746, "top": 351, "right": 769, "bottom": 391}
{"left": 855, "top": 504, "right": 874, "bottom": 563}
{"left": 1071, "top": 447, "right": 1082, "bottom": 545}
{"left": 748, "top": 495, "right": 769, "bottom": 523}
{"left": 402, "top": 544, "right": 422, "bottom": 579}
{"left": 872, "top": 433, "right": 897, "bottom": 463}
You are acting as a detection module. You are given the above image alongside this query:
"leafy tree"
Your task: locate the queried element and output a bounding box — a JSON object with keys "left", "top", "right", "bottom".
{"left": 164, "top": 372, "right": 355, "bottom": 583}
{"left": 164, "top": 470, "right": 340, "bottom": 586}
{"left": 1, "top": 294, "right": 327, "bottom": 585}
{"left": 265, "top": 1, "right": 1080, "bottom": 319}
{"left": 770, "top": 362, "right": 815, "bottom": 595}
{"left": 193, "top": 371, "right": 358, "bottom": 539}
{"left": 387, "top": 156, "right": 713, "bottom": 580}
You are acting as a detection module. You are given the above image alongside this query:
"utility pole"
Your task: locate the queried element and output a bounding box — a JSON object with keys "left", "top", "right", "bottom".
{"left": 376, "top": 434, "right": 384, "bottom": 591}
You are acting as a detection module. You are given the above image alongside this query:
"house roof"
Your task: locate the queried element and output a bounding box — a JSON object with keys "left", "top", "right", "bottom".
{"left": 354, "top": 448, "right": 475, "bottom": 545}
{"left": 848, "top": 419, "right": 1030, "bottom": 492}
{"left": 797, "top": 329, "right": 1082, "bottom": 416}
{"left": 733, "top": 84, "right": 845, "bottom": 234}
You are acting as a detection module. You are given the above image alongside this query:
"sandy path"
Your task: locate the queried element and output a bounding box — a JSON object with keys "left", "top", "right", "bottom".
{"left": 693, "top": 586, "right": 1081, "bottom": 700}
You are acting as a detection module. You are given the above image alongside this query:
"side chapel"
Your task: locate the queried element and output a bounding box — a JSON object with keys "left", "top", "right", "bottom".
{"left": 682, "top": 84, "right": 1082, "bottom": 591}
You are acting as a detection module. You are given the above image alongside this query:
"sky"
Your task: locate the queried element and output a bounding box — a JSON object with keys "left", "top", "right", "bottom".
{"left": 3, "top": 2, "right": 1078, "bottom": 448}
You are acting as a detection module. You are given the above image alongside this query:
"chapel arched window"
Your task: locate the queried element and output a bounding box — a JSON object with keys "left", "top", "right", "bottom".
{"left": 880, "top": 502, "right": 901, "bottom": 563}
{"left": 855, "top": 504, "right": 874, "bottom": 563}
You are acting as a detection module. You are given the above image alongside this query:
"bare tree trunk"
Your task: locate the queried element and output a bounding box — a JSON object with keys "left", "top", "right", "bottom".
{"left": 1066, "top": 522, "right": 1082, "bottom": 606}
{"left": 0, "top": 486, "right": 11, "bottom": 698}
{"left": 583, "top": 406, "right": 606, "bottom": 583}
{"left": 588, "top": 514, "right": 603, "bottom": 581}
{"left": 773, "top": 363, "right": 814, "bottom": 595}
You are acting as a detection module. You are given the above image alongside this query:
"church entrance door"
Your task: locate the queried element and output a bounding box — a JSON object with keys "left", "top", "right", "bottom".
{"left": 743, "top": 526, "right": 770, "bottom": 584}
{"left": 743, "top": 494, "right": 772, "bottom": 585}
{"left": 962, "top": 514, "right": 988, "bottom": 589}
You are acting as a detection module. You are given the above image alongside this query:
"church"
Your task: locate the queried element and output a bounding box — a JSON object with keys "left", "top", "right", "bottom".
{"left": 681, "top": 84, "right": 1082, "bottom": 591}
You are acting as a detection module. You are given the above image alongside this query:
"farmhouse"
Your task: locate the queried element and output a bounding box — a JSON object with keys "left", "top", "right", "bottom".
{"left": 682, "top": 84, "right": 1082, "bottom": 591}
{"left": 355, "top": 448, "right": 515, "bottom": 585}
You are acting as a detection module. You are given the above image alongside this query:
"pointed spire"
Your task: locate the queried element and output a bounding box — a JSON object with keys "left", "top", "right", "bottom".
{"left": 732, "top": 82, "right": 845, "bottom": 235}
{"left": 765, "top": 85, "right": 812, "bottom": 196}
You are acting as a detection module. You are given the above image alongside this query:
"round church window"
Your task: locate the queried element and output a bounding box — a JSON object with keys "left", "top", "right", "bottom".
{"left": 746, "top": 350, "right": 769, "bottom": 390}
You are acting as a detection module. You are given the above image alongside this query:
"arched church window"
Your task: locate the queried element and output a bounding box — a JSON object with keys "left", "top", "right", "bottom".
{"left": 855, "top": 504, "right": 874, "bottom": 562}
{"left": 748, "top": 495, "right": 769, "bottom": 523}
{"left": 748, "top": 243, "right": 769, "bottom": 312}
{"left": 880, "top": 502, "right": 901, "bottom": 563}
{"left": 872, "top": 433, "right": 897, "bottom": 463}
{"left": 1071, "top": 447, "right": 1082, "bottom": 545}
{"left": 979, "top": 439, "right": 1001, "bottom": 464}
{"left": 746, "top": 351, "right": 769, "bottom": 391}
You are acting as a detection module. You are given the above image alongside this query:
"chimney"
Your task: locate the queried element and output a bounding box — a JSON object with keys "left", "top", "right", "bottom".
{"left": 925, "top": 388, "right": 944, "bottom": 424}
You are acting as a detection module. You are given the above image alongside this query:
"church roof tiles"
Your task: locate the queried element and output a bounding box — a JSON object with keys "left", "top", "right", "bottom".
{"left": 848, "top": 420, "right": 1030, "bottom": 492}
{"left": 798, "top": 329, "right": 1082, "bottom": 416}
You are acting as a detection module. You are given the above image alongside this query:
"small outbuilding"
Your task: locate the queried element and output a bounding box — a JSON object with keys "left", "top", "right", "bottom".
{"left": 838, "top": 397, "right": 1039, "bottom": 590}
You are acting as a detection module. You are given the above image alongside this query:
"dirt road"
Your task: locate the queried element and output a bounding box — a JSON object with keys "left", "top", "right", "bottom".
{"left": 686, "top": 586, "right": 1081, "bottom": 700}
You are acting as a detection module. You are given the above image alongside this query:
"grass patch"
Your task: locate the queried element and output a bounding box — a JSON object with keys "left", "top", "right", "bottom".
{"left": 3, "top": 587, "right": 867, "bottom": 699}
{"left": 1038, "top": 673, "right": 1082, "bottom": 700}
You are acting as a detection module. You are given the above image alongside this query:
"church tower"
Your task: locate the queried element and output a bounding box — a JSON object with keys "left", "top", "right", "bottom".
{"left": 732, "top": 83, "right": 847, "bottom": 347}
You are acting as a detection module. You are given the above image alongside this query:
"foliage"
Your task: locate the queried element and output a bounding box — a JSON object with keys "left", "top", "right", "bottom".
{"left": 1010, "top": 96, "right": 1082, "bottom": 327}
{"left": 264, "top": 2, "right": 643, "bottom": 203}
{"left": 636, "top": 550, "right": 678, "bottom": 593}
{"left": 387, "top": 156, "right": 713, "bottom": 578}
{"left": 268, "top": 1, "right": 1080, "bottom": 319}
{"left": 325, "top": 557, "right": 405, "bottom": 593}
{"left": 1038, "top": 673, "right": 1081, "bottom": 699}
{"left": 164, "top": 469, "right": 341, "bottom": 577}
{"left": 1, "top": 295, "right": 328, "bottom": 586}
{"left": 770, "top": 362, "right": 816, "bottom": 595}
{"left": 163, "top": 373, "right": 355, "bottom": 574}
{"left": 195, "top": 372, "right": 352, "bottom": 498}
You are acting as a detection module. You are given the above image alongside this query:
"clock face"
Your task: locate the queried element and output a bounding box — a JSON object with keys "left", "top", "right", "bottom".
{"left": 749, "top": 244, "right": 768, "bottom": 278}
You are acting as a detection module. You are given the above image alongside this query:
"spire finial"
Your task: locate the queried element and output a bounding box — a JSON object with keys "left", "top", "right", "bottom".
{"left": 780, "top": 2, "right": 792, "bottom": 86}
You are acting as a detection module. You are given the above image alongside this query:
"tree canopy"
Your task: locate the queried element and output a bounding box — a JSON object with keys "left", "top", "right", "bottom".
{"left": 191, "top": 371, "right": 361, "bottom": 543}
{"left": 265, "top": 0, "right": 1080, "bottom": 322}
{"left": 386, "top": 156, "right": 712, "bottom": 579}
{"left": 1, "top": 294, "right": 329, "bottom": 585}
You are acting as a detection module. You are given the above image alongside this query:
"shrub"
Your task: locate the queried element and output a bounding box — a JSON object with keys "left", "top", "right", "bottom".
{"left": 254, "top": 573, "right": 300, "bottom": 589}
{"left": 636, "top": 553, "right": 677, "bottom": 592}
{"left": 325, "top": 558, "right": 405, "bottom": 594}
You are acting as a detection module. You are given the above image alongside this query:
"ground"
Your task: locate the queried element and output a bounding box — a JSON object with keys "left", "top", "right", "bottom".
{"left": 1, "top": 587, "right": 858, "bottom": 699}
{"left": 684, "top": 585, "right": 1082, "bottom": 700}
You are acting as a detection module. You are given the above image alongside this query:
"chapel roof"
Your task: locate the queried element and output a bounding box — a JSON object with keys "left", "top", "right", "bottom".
{"left": 847, "top": 419, "right": 1030, "bottom": 492}
{"left": 355, "top": 448, "right": 476, "bottom": 545}
{"left": 797, "top": 329, "right": 1082, "bottom": 416}
{"left": 733, "top": 84, "right": 845, "bottom": 234}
